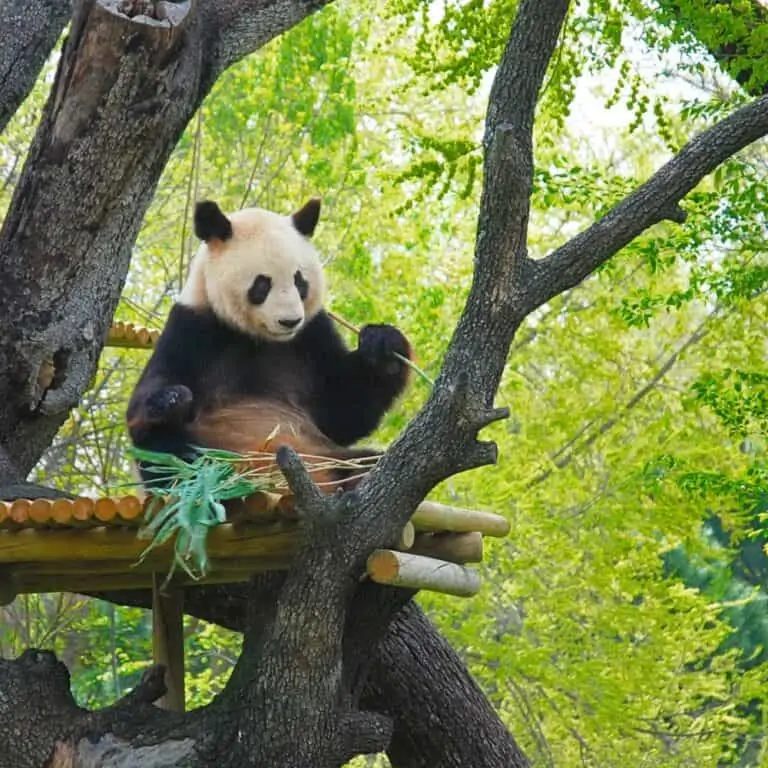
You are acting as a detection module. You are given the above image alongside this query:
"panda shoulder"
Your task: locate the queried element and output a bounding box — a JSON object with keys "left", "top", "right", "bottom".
{"left": 299, "top": 310, "right": 346, "bottom": 352}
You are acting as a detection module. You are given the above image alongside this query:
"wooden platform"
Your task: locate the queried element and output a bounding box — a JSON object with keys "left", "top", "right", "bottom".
{"left": 0, "top": 492, "right": 509, "bottom": 600}
{"left": 1, "top": 321, "right": 511, "bottom": 711}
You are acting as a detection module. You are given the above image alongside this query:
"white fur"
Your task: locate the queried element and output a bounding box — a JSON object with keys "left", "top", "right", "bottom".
{"left": 180, "top": 205, "right": 326, "bottom": 341}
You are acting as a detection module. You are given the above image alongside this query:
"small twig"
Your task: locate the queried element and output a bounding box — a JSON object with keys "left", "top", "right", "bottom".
{"left": 326, "top": 309, "right": 434, "bottom": 386}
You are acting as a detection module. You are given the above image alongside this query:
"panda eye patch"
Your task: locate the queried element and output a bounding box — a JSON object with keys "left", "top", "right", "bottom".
{"left": 294, "top": 270, "right": 309, "bottom": 301}
{"left": 248, "top": 275, "right": 272, "bottom": 305}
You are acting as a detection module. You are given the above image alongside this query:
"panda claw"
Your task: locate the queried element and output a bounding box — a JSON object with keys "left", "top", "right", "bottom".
{"left": 145, "top": 385, "right": 194, "bottom": 425}
{"left": 358, "top": 324, "right": 410, "bottom": 373}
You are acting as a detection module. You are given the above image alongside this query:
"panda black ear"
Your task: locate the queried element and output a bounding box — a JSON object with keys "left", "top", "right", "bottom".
{"left": 291, "top": 198, "right": 321, "bottom": 238}
{"left": 194, "top": 201, "right": 233, "bottom": 243}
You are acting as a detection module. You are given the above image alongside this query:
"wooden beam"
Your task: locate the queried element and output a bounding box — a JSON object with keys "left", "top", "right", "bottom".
{"left": 410, "top": 501, "right": 510, "bottom": 537}
{"left": 0, "top": 522, "right": 300, "bottom": 564}
{"left": 366, "top": 550, "right": 482, "bottom": 597}
{"left": 411, "top": 531, "right": 484, "bottom": 564}
{"left": 152, "top": 574, "right": 185, "bottom": 712}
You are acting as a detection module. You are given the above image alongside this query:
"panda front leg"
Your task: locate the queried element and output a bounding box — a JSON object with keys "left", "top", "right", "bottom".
{"left": 357, "top": 324, "right": 413, "bottom": 378}
{"left": 128, "top": 383, "right": 194, "bottom": 432}
{"left": 126, "top": 381, "right": 199, "bottom": 480}
{"left": 312, "top": 323, "right": 413, "bottom": 447}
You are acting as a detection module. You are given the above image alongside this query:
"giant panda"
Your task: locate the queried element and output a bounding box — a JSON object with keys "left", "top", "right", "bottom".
{"left": 126, "top": 198, "right": 412, "bottom": 492}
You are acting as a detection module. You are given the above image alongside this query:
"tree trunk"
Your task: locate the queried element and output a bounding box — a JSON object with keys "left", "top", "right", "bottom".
{"left": 95, "top": 584, "right": 529, "bottom": 768}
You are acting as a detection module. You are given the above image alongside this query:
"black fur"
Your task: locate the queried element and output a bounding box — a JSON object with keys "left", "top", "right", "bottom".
{"left": 291, "top": 198, "right": 321, "bottom": 238}
{"left": 194, "top": 201, "right": 233, "bottom": 242}
{"left": 127, "top": 305, "right": 410, "bottom": 475}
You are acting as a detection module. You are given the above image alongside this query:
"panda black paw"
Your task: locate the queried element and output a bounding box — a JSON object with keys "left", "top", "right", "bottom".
{"left": 144, "top": 385, "right": 194, "bottom": 425}
{"left": 358, "top": 324, "right": 411, "bottom": 375}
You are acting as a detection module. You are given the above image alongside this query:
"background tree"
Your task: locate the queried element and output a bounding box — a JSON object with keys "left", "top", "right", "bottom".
{"left": 0, "top": 0, "right": 767, "bottom": 765}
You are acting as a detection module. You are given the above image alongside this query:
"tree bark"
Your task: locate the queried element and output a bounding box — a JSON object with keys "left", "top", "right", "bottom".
{"left": 0, "top": 0, "right": 71, "bottom": 134}
{"left": 94, "top": 584, "right": 529, "bottom": 768}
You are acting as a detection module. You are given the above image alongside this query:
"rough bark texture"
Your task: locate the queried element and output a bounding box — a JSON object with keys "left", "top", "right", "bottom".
{"left": 94, "top": 585, "right": 530, "bottom": 768}
{"left": 0, "top": 0, "right": 71, "bottom": 134}
{"left": 1, "top": 0, "right": 768, "bottom": 764}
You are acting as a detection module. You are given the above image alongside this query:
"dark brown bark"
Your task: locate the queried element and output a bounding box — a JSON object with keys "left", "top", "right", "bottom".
{"left": 0, "top": 0, "right": 71, "bottom": 134}
{"left": 92, "top": 584, "right": 528, "bottom": 768}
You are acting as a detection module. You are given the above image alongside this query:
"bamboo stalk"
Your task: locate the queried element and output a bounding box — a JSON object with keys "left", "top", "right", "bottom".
{"left": 366, "top": 549, "right": 482, "bottom": 598}
{"left": 326, "top": 310, "right": 434, "bottom": 385}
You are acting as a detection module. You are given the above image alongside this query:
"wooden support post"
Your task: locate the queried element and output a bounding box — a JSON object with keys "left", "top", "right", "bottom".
{"left": 152, "top": 573, "right": 185, "bottom": 712}
{"left": 0, "top": 568, "right": 16, "bottom": 606}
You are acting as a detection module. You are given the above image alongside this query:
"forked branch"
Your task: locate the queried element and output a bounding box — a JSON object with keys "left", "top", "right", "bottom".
{"left": 525, "top": 93, "right": 768, "bottom": 313}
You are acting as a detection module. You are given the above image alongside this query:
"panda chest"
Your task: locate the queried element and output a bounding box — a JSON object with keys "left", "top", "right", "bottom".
{"left": 206, "top": 341, "right": 313, "bottom": 408}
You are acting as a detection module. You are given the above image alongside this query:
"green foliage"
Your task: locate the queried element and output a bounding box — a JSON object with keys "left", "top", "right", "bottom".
{"left": 126, "top": 446, "right": 281, "bottom": 582}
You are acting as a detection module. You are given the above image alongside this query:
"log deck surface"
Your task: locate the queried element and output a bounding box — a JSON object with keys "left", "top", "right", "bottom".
{"left": 0, "top": 493, "right": 509, "bottom": 601}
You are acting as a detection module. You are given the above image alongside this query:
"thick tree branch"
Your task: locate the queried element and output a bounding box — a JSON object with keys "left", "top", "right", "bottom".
{"left": 526, "top": 93, "right": 768, "bottom": 314}
{"left": 205, "top": 0, "right": 335, "bottom": 83}
{"left": 93, "top": 585, "right": 528, "bottom": 768}
{"left": 0, "top": 0, "right": 71, "bottom": 134}
{"left": 335, "top": 0, "right": 573, "bottom": 556}
{"left": 0, "top": 444, "right": 20, "bottom": 485}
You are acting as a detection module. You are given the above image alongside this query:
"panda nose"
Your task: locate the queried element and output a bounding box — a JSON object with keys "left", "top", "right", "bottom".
{"left": 279, "top": 317, "right": 301, "bottom": 329}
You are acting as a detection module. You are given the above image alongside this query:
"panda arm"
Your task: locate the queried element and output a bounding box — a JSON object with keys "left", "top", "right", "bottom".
{"left": 302, "top": 312, "right": 411, "bottom": 446}
{"left": 126, "top": 306, "right": 209, "bottom": 446}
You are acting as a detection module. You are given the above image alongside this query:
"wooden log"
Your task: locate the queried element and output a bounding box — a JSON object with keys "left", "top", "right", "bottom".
{"left": 0, "top": 522, "right": 300, "bottom": 564}
{"left": 397, "top": 521, "right": 415, "bottom": 550}
{"left": 0, "top": 495, "right": 143, "bottom": 529}
{"left": 10, "top": 499, "right": 31, "bottom": 524}
{"left": 411, "top": 532, "right": 483, "bottom": 564}
{"left": 152, "top": 574, "right": 185, "bottom": 712}
{"left": 223, "top": 491, "right": 286, "bottom": 523}
{"left": 106, "top": 322, "right": 159, "bottom": 349}
{"left": 0, "top": 492, "right": 295, "bottom": 529}
{"left": 410, "top": 501, "right": 510, "bottom": 537}
{"left": 366, "top": 550, "right": 482, "bottom": 598}
{"left": 10, "top": 564, "right": 286, "bottom": 595}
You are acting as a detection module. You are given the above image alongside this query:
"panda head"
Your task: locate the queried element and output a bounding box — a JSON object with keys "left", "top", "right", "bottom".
{"left": 180, "top": 199, "right": 326, "bottom": 342}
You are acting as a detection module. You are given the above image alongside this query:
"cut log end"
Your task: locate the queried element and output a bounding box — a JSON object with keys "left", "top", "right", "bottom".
{"left": 366, "top": 549, "right": 482, "bottom": 598}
